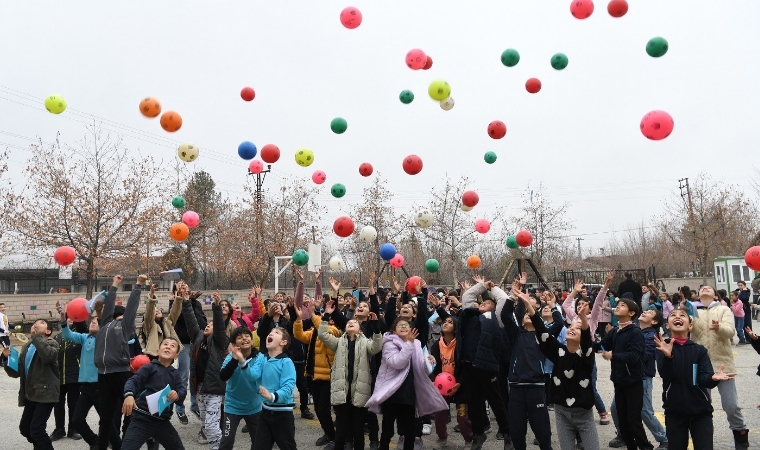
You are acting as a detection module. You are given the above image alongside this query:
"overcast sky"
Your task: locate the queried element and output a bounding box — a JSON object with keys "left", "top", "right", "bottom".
{"left": 1, "top": 1, "right": 759, "bottom": 255}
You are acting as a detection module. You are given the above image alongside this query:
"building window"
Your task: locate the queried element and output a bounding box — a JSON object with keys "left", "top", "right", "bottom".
{"left": 715, "top": 265, "right": 725, "bottom": 283}
{"left": 743, "top": 266, "right": 751, "bottom": 282}
{"left": 124, "top": 284, "right": 133, "bottom": 292}
{"left": 732, "top": 265, "right": 742, "bottom": 283}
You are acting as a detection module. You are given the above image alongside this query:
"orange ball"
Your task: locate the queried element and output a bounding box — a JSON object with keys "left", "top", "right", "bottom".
{"left": 160, "top": 111, "right": 182, "bottom": 132}
{"left": 170, "top": 222, "right": 190, "bottom": 241}
{"left": 139, "top": 97, "right": 161, "bottom": 118}
{"left": 467, "top": 255, "right": 481, "bottom": 269}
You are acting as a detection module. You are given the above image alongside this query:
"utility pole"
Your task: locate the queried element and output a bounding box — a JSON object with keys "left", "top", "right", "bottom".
{"left": 248, "top": 165, "right": 272, "bottom": 285}
{"left": 679, "top": 178, "right": 701, "bottom": 278}
{"left": 576, "top": 238, "right": 584, "bottom": 259}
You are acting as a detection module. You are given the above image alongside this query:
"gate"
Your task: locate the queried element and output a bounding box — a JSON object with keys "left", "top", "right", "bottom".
{"left": 560, "top": 268, "right": 650, "bottom": 292}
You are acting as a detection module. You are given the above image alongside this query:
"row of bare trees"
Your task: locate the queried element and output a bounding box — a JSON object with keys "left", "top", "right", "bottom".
{"left": 1, "top": 125, "right": 758, "bottom": 296}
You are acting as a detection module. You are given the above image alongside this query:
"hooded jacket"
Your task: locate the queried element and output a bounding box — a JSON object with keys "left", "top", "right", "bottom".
{"left": 140, "top": 295, "right": 185, "bottom": 357}
{"left": 318, "top": 319, "right": 383, "bottom": 407}
{"left": 657, "top": 338, "right": 718, "bottom": 417}
{"left": 6, "top": 333, "right": 60, "bottom": 406}
{"left": 502, "top": 300, "right": 545, "bottom": 384}
{"left": 364, "top": 333, "right": 448, "bottom": 417}
{"left": 124, "top": 359, "right": 186, "bottom": 420}
{"left": 94, "top": 286, "right": 142, "bottom": 374}
{"left": 294, "top": 314, "right": 340, "bottom": 381}
{"left": 598, "top": 323, "right": 645, "bottom": 386}
{"left": 190, "top": 302, "right": 230, "bottom": 396}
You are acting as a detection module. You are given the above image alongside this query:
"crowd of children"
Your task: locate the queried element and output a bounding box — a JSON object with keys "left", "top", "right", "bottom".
{"left": 2, "top": 269, "right": 760, "bottom": 450}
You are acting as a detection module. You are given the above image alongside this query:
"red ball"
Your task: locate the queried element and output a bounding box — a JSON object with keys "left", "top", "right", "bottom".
{"left": 240, "top": 87, "right": 255, "bottom": 101}
{"left": 607, "top": 0, "right": 628, "bottom": 17}
{"left": 516, "top": 230, "right": 534, "bottom": 247}
{"left": 570, "top": 0, "right": 595, "bottom": 19}
{"left": 745, "top": 246, "right": 760, "bottom": 271}
{"left": 525, "top": 78, "right": 542, "bottom": 94}
{"left": 390, "top": 253, "right": 405, "bottom": 268}
{"left": 640, "top": 110, "right": 674, "bottom": 141}
{"left": 402, "top": 155, "right": 423, "bottom": 175}
{"left": 488, "top": 121, "right": 507, "bottom": 139}
{"left": 422, "top": 56, "right": 433, "bottom": 70}
{"left": 462, "top": 190, "right": 479, "bottom": 208}
{"left": 130, "top": 355, "right": 151, "bottom": 373}
{"left": 260, "top": 144, "right": 280, "bottom": 164}
{"left": 66, "top": 298, "right": 89, "bottom": 322}
{"left": 54, "top": 246, "right": 76, "bottom": 266}
{"left": 340, "top": 6, "right": 363, "bottom": 29}
{"left": 359, "top": 162, "right": 374, "bottom": 177}
{"left": 405, "top": 276, "right": 422, "bottom": 294}
{"left": 333, "top": 216, "right": 356, "bottom": 238}
{"left": 434, "top": 372, "right": 457, "bottom": 397}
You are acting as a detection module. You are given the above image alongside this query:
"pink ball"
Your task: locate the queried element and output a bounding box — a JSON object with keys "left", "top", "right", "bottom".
{"left": 312, "top": 170, "right": 327, "bottom": 185}
{"left": 249, "top": 160, "right": 264, "bottom": 174}
{"left": 406, "top": 49, "right": 427, "bottom": 70}
{"left": 340, "top": 6, "right": 362, "bottom": 29}
{"left": 570, "top": 0, "right": 595, "bottom": 19}
{"left": 640, "top": 110, "right": 674, "bottom": 141}
{"left": 434, "top": 372, "right": 457, "bottom": 397}
{"left": 390, "top": 253, "right": 405, "bottom": 268}
{"left": 182, "top": 210, "right": 200, "bottom": 229}
{"left": 475, "top": 219, "right": 491, "bottom": 234}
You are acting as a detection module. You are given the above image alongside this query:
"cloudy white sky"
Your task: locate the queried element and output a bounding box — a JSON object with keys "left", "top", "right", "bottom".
{"left": 1, "top": 1, "right": 759, "bottom": 255}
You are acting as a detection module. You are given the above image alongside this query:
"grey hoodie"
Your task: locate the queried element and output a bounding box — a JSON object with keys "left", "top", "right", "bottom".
{"left": 94, "top": 285, "right": 141, "bottom": 374}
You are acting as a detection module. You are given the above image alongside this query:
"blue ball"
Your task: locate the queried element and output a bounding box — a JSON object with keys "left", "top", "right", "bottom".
{"left": 238, "top": 141, "right": 257, "bottom": 160}
{"left": 379, "top": 243, "right": 397, "bottom": 261}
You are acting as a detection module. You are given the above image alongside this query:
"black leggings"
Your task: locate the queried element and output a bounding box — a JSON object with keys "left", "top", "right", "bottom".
{"left": 380, "top": 403, "right": 415, "bottom": 450}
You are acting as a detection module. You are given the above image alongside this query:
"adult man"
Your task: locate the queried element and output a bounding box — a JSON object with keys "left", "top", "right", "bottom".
{"left": 617, "top": 273, "right": 643, "bottom": 308}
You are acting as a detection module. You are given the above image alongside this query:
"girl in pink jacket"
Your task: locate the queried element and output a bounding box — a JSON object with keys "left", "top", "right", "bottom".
{"left": 730, "top": 291, "right": 746, "bottom": 344}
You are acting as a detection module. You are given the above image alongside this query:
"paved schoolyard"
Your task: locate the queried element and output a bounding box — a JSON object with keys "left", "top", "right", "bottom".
{"left": 1, "top": 342, "right": 759, "bottom": 449}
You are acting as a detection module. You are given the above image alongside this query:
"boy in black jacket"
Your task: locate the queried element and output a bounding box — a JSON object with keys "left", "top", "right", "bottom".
{"left": 122, "top": 337, "right": 186, "bottom": 450}
{"left": 598, "top": 298, "right": 652, "bottom": 450}
{"left": 502, "top": 281, "right": 551, "bottom": 450}
{"left": 654, "top": 308, "right": 734, "bottom": 450}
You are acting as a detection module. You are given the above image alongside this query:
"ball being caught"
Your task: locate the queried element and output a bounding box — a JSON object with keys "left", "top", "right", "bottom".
{"left": 45, "top": 95, "right": 67, "bottom": 114}
{"left": 428, "top": 80, "right": 451, "bottom": 101}
{"left": 177, "top": 142, "right": 198, "bottom": 162}
{"left": 434, "top": 372, "right": 457, "bottom": 396}
{"left": 296, "top": 148, "right": 315, "bottom": 167}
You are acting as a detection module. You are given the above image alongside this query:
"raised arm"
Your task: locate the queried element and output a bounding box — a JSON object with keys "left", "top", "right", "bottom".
{"left": 317, "top": 319, "right": 340, "bottom": 352}
{"left": 100, "top": 275, "right": 123, "bottom": 326}
{"left": 122, "top": 275, "right": 147, "bottom": 338}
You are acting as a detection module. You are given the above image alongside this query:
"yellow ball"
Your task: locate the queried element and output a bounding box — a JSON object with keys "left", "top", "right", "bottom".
{"left": 177, "top": 142, "right": 199, "bottom": 162}
{"left": 295, "top": 148, "right": 314, "bottom": 167}
{"left": 428, "top": 80, "right": 451, "bottom": 101}
{"left": 44, "top": 94, "right": 67, "bottom": 114}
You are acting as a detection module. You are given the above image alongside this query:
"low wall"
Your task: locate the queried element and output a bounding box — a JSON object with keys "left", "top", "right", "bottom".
{"left": 658, "top": 277, "right": 714, "bottom": 295}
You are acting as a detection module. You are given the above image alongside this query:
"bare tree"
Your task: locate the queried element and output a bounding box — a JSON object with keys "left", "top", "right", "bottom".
{"left": 3, "top": 125, "right": 170, "bottom": 297}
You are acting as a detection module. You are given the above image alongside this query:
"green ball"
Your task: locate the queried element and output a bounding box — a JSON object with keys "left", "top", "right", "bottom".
{"left": 484, "top": 151, "right": 497, "bottom": 164}
{"left": 399, "top": 90, "right": 414, "bottom": 104}
{"left": 331, "top": 183, "right": 346, "bottom": 198}
{"left": 506, "top": 235, "right": 519, "bottom": 249}
{"left": 292, "top": 249, "right": 309, "bottom": 266}
{"left": 331, "top": 117, "right": 348, "bottom": 134}
{"left": 425, "top": 259, "right": 440, "bottom": 273}
{"left": 551, "top": 53, "right": 568, "bottom": 70}
{"left": 501, "top": 49, "right": 520, "bottom": 67}
{"left": 646, "top": 37, "right": 668, "bottom": 58}
{"left": 171, "top": 196, "right": 185, "bottom": 209}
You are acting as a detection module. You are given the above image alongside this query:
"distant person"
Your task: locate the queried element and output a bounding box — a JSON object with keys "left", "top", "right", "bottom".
{"left": 617, "top": 273, "right": 643, "bottom": 308}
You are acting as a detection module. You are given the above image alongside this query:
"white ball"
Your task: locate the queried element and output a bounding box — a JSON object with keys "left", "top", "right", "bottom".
{"left": 440, "top": 97, "right": 455, "bottom": 111}
{"left": 359, "top": 225, "right": 377, "bottom": 243}
{"left": 414, "top": 209, "right": 434, "bottom": 228}
{"left": 329, "top": 255, "right": 345, "bottom": 271}
{"left": 177, "top": 143, "right": 198, "bottom": 162}
{"left": 460, "top": 203, "right": 473, "bottom": 212}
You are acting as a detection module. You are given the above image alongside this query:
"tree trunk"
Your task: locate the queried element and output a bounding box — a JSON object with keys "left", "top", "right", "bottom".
{"left": 86, "top": 258, "right": 95, "bottom": 298}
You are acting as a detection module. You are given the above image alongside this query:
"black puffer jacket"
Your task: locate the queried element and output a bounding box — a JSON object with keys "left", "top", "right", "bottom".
{"left": 55, "top": 323, "right": 84, "bottom": 385}
{"left": 189, "top": 303, "right": 229, "bottom": 396}
{"left": 457, "top": 307, "right": 503, "bottom": 375}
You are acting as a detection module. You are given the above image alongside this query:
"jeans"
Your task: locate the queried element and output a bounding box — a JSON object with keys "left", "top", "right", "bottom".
{"left": 641, "top": 377, "right": 667, "bottom": 443}
{"left": 591, "top": 363, "right": 607, "bottom": 414}
{"left": 736, "top": 317, "right": 746, "bottom": 342}
{"left": 176, "top": 345, "right": 190, "bottom": 414}
{"left": 19, "top": 400, "right": 55, "bottom": 450}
